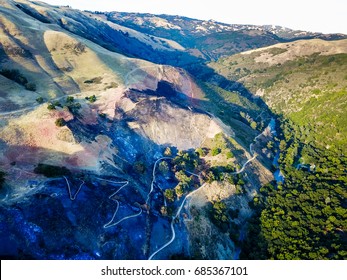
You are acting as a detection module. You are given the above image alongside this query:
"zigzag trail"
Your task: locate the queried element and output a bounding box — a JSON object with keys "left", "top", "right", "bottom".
{"left": 94, "top": 178, "right": 143, "bottom": 229}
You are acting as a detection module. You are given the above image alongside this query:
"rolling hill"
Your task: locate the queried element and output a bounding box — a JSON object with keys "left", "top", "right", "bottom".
{"left": 106, "top": 12, "right": 347, "bottom": 61}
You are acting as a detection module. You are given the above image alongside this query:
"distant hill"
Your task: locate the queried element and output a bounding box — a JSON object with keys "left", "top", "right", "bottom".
{"left": 106, "top": 12, "right": 347, "bottom": 60}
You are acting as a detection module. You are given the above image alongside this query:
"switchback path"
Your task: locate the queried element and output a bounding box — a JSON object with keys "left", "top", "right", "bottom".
{"left": 148, "top": 119, "right": 274, "bottom": 259}
{"left": 94, "top": 178, "right": 143, "bottom": 229}
{"left": 146, "top": 157, "right": 173, "bottom": 205}
{"left": 63, "top": 176, "right": 85, "bottom": 201}
{"left": 148, "top": 183, "right": 207, "bottom": 260}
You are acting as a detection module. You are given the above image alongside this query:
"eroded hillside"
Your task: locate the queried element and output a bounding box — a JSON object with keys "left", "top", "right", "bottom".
{"left": 0, "top": 0, "right": 275, "bottom": 260}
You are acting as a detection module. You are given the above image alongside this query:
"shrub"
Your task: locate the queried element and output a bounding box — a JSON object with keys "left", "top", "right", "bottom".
{"left": 85, "top": 95, "right": 97, "bottom": 103}
{"left": 53, "top": 101, "right": 62, "bottom": 107}
{"left": 67, "top": 102, "right": 81, "bottom": 114}
{"left": 226, "top": 150, "right": 234, "bottom": 159}
{"left": 174, "top": 183, "right": 185, "bottom": 198}
{"left": 73, "top": 42, "right": 86, "bottom": 54}
{"left": 134, "top": 161, "right": 146, "bottom": 173}
{"left": 267, "top": 141, "right": 274, "bottom": 149}
{"left": 0, "top": 69, "right": 36, "bottom": 91}
{"left": 84, "top": 77, "right": 102, "bottom": 84}
{"left": 47, "top": 104, "right": 56, "bottom": 110}
{"left": 34, "top": 164, "right": 71, "bottom": 177}
{"left": 159, "top": 161, "right": 169, "bottom": 174}
{"left": 36, "top": 97, "right": 44, "bottom": 104}
{"left": 55, "top": 118, "right": 66, "bottom": 127}
{"left": 104, "top": 82, "right": 118, "bottom": 90}
{"left": 210, "top": 200, "right": 229, "bottom": 232}
{"left": 0, "top": 69, "right": 28, "bottom": 85}
{"left": 195, "top": 147, "right": 206, "bottom": 157}
{"left": 66, "top": 96, "right": 74, "bottom": 103}
{"left": 211, "top": 147, "right": 221, "bottom": 156}
{"left": 164, "top": 147, "right": 172, "bottom": 156}
{"left": 164, "top": 189, "right": 175, "bottom": 202}
{"left": 160, "top": 206, "right": 168, "bottom": 216}
{"left": 175, "top": 170, "right": 192, "bottom": 185}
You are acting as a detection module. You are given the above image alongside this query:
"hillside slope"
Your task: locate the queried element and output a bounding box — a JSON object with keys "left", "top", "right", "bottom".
{"left": 211, "top": 39, "right": 347, "bottom": 152}
{"left": 210, "top": 39, "right": 347, "bottom": 259}
{"left": 0, "top": 0, "right": 275, "bottom": 260}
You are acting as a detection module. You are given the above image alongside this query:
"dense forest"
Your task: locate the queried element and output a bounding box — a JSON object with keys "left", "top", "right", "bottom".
{"left": 241, "top": 119, "right": 347, "bottom": 259}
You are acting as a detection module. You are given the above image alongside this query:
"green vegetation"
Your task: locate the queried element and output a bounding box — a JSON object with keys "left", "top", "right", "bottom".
{"left": 209, "top": 133, "right": 236, "bottom": 159}
{"left": 196, "top": 81, "right": 261, "bottom": 139}
{"left": 66, "top": 96, "right": 74, "bottom": 103}
{"left": 268, "top": 47, "right": 287, "bottom": 56}
{"left": 84, "top": 77, "right": 102, "bottom": 84}
{"left": 161, "top": 150, "right": 201, "bottom": 205}
{"left": 34, "top": 163, "right": 71, "bottom": 177}
{"left": 52, "top": 101, "right": 62, "bottom": 108}
{"left": 47, "top": 103, "right": 56, "bottom": 110}
{"left": 193, "top": 80, "right": 263, "bottom": 145}
{"left": 160, "top": 206, "right": 168, "bottom": 216}
{"left": 209, "top": 200, "right": 229, "bottom": 232}
{"left": 164, "top": 147, "right": 172, "bottom": 157}
{"left": 211, "top": 147, "right": 221, "bottom": 156}
{"left": 36, "top": 97, "right": 44, "bottom": 104}
{"left": 68, "top": 102, "right": 82, "bottom": 113}
{"left": 174, "top": 183, "right": 185, "bottom": 198}
{"left": 195, "top": 147, "right": 206, "bottom": 157}
{"left": 175, "top": 170, "right": 192, "bottom": 185}
{"left": 240, "top": 111, "right": 260, "bottom": 131}
{"left": 133, "top": 161, "right": 146, "bottom": 174}
{"left": 164, "top": 189, "right": 175, "bottom": 202}
{"left": 55, "top": 118, "right": 66, "bottom": 127}
{"left": 158, "top": 161, "right": 169, "bottom": 174}
{"left": 201, "top": 82, "right": 260, "bottom": 112}
{"left": 241, "top": 120, "right": 347, "bottom": 259}
{"left": 225, "top": 150, "right": 234, "bottom": 159}
{"left": 85, "top": 95, "right": 97, "bottom": 103}
{"left": 213, "top": 51, "right": 347, "bottom": 152}
{"left": 250, "top": 121, "right": 257, "bottom": 130}
{"left": 208, "top": 199, "right": 242, "bottom": 242}
{"left": 65, "top": 97, "right": 81, "bottom": 114}
{"left": 211, "top": 45, "right": 347, "bottom": 260}
{"left": 0, "top": 69, "right": 36, "bottom": 91}
{"left": 173, "top": 150, "right": 200, "bottom": 173}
